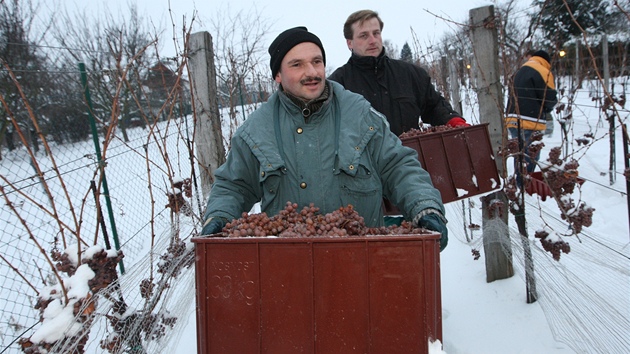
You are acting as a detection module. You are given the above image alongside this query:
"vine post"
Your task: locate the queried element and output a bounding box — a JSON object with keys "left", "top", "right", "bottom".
{"left": 469, "top": 5, "right": 515, "bottom": 282}
{"left": 188, "top": 31, "right": 226, "bottom": 199}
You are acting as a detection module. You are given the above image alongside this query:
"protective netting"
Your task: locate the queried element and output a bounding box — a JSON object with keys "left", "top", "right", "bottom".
{"left": 41, "top": 223, "right": 198, "bottom": 354}
{"left": 0, "top": 115, "right": 204, "bottom": 353}
{"left": 448, "top": 200, "right": 630, "bottom": 353}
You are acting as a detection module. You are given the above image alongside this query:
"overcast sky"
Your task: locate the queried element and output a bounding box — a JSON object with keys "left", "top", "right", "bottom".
{"left": 47, "top": 0, "right": 494, "bottom": 70}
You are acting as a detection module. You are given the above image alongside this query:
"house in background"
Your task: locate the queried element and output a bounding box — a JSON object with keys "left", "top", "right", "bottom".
{"left": 143, "top": 61, "right": 191, "bottom": 123}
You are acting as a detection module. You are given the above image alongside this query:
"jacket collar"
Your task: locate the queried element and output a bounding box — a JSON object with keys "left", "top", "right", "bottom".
{"left": 348, "top": 48, "right": 388, "bottom": 70}
{"left": 279, "top": 82, "right": 331, "bottom": 119}
{"left": 525, "top": 56, "right": 551, "bottom": 70}
{"left": 523, "top": 57, "right": 555, "bottom": 89}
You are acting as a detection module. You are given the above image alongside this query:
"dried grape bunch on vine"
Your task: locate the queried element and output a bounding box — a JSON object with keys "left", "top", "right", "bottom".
{"left": 526, "top": 131, "right": 545, "bottom": 160}
{"left": 535, "top": 230, "right": 570, "bottom": 261}
{"left": 218, "top": 201, "right": 432, "bottom": 238}
{"left": 530, "top": 147, "right": 594, "bottom": 260}
{"left": 501, "top": 131, "right": 544, "bottom": 162}
{"left": 19, "top": 246, "right": 123, "bottom": 354}
{"left": 165, "top": 178, "right": 193, "bottom": 216}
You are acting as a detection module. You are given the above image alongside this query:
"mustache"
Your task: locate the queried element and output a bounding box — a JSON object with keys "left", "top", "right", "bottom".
{"left": 300, "top": 76, "right": 323, "bottom": 85}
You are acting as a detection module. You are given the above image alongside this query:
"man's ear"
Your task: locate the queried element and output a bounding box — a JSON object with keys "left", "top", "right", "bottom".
{"left": 346, "top": 39, "right": 353, "bottom": 51}
{"left": 274, "top": 72, "right": 282, "bottom": 84}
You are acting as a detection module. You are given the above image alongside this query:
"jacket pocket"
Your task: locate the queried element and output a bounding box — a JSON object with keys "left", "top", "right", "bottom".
{"left": 338, "top": 164, "right": 383, "bottom": 226}
{"left": 392, "top": 94, "right": 420, "bottom": 131}
{"left": 259, "top": 167, "right": 285, "bottom": 212}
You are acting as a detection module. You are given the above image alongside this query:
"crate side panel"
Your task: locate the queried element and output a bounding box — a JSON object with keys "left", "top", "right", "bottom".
{"left": 195, "top": 242, "right": 260, "bottom": 354}
{"left": 421, "top": 237, "right": 443, "bottom": 342}
{"left": 259, "top": 242, "right": 314, "bottom": 353}
{"left": 313, "top": 242, "right": 369, "bottom": 353}
{"left": 465, "top": 126, "right": 501, "bottom": 191}
{"left": 407, "top": 135, "right": 458, "bottom": 203}
{"left": 368, "top": 240, "right": 428, "bottom": 353}
{"left": 194, "top": 242, "right": 207, "bottom": 354}
{"left": 441, "top": 130, "right": 478, "bottom": 200}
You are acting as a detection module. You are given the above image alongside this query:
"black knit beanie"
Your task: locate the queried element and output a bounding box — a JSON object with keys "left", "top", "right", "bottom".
{"left": 269, "top": 26, "right": 326, "bottom": 78}
{"left": 532, "top": 50, "right": 551, "bottom": 63}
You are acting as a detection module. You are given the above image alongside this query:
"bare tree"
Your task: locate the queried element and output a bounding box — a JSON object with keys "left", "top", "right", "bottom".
{"left": 383, "top": 39, "right": 399, "bottom": 59}
{"left": 209, "top": 5, "right": 271, "bottom": 147}
{"left": 50, "top": 2, "right": 161, "bottom": 142}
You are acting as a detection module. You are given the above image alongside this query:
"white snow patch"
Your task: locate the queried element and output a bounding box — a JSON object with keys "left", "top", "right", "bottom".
{"left": 429, "top": 338, "right": 446, "bottom": 353}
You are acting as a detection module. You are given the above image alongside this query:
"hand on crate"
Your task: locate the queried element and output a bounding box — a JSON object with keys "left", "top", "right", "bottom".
{"left": 201, "top": 216, "right": 228, "bottom": 235}
{"left": 413, "top": 209, "right": 448, "bottom": 251}
{"left": 446, "top": 117, "right": 470, "bottom": 128}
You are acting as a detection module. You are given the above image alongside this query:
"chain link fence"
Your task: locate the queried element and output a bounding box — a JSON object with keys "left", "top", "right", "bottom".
{"left": 0, "top": 110, "right": 202, "bottom": 352}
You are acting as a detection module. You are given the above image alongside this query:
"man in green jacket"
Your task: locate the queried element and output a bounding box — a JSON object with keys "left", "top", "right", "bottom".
{"left": 201, "top": 27, "right": 448, "bottom": 250}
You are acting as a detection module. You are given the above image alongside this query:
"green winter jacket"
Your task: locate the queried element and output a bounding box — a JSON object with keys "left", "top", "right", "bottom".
{"left": 204, "top": 80, "right": 444, "bottom": 227}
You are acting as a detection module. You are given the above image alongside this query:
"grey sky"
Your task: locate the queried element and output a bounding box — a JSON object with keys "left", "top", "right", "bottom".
{"left": 56, "top": 0, "right": 490, "bottom": 70}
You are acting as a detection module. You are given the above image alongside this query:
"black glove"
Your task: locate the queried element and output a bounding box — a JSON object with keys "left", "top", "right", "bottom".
{"left": 201, "top": 217, "right": 227, "bottom": 236}
{"left": 414, "top": 211, "right": 448, "bottom": 251}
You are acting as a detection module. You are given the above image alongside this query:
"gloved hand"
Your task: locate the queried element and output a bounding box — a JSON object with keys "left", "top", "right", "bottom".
{"left": 446, "top": 117, "right": 470, "bottom": 128}
{"left": 414, "top": 210, "right": 448, "bottom": 251}
{"left": 201, "top": 217, "right": 228, "bottom": 236}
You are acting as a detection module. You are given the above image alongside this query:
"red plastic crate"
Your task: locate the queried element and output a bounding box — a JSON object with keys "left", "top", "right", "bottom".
{"left": 525, "top": 171, "right": 586, "bottom": 201}
{"left": 192, "top": 233, "right": 442, "bottom": 354}
{"left": 384, "top": 123, "right": 501, "bottom": 215}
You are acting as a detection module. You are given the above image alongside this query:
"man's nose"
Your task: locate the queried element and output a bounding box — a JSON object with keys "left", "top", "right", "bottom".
{"left": 305, "top": 63, "right": 318, "bottom": 75}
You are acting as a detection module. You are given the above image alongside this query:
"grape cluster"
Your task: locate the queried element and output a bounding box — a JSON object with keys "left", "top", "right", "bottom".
{"left": 546, "top": 146, "right": 562, "bottom": 166}
{"left": 540, "top": 155, "right": 594, "bottom": 236}
{"left": 21, "top": 248, "right": 124, "bottom": 353}
{"left": 559, "top": 201, "right": 594, "bottom": 234}
{"left": 535, "top": 230, "right": 571, "bottom": 261}
{"left": 501, "top": 138, "right": 520, "bottom": 157}
{"left": 398, "top": 124, "right": 457, "bottom": 139}
{"left": 504, "top": 176, "right": 519, "bottom": 202}
{"left": 575, "top": 137, "right": 590, "bottom": 146}
{"left": 221, "top": 201, "right": 430, "bottom": 238}
{"left": 166, "top": 178, "right": 193, "bottom": 216}
{"left": 544, "top": 159, "right": 580, "bottom": 196}
{"left": 526, "top": 131, "right": 545, "bottom": 159}
{"left": 84, "top": 249, "right": 124, "bottom": 293}
{"left": 157, "top": 238, "right": 194, "bottom": 276}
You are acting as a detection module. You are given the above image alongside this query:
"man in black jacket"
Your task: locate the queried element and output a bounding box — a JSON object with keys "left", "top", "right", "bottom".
{"left": 328, "top": 9, "right": 468, "bottom": 136}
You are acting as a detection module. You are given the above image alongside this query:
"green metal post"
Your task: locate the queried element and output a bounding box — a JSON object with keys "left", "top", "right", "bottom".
{"left": 238, "top": 75, "right": 246, "bottom": 121}
{"left": 79, "top": 62, "right": 125, "bottom": 274}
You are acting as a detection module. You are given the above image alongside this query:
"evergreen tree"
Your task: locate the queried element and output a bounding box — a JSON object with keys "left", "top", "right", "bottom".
{"left": 400, "top": 42, "right": 413, "bottom": 63}
{"left": 533, "top": 0, "right": 612, "bottom": 46}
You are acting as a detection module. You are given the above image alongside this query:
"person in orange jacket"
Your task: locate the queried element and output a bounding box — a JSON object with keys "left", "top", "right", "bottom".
{"left": 505, "top": 49, "right": 558, "bottom": 178}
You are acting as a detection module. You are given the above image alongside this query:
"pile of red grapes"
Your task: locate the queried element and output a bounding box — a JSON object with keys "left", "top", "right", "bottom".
{"left": 398, "top": 124, "right": 458, "bottom": 139}
{"left": 220, "top": 202, "right": 430, "bottom": 238}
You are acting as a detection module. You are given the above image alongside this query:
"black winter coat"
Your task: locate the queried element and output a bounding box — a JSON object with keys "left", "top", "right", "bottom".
{"left": 329, "top": 49, "right": 460, "bottom": 136}
{"left": 505, "top": 56, "right": 557, "bottom": 131}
